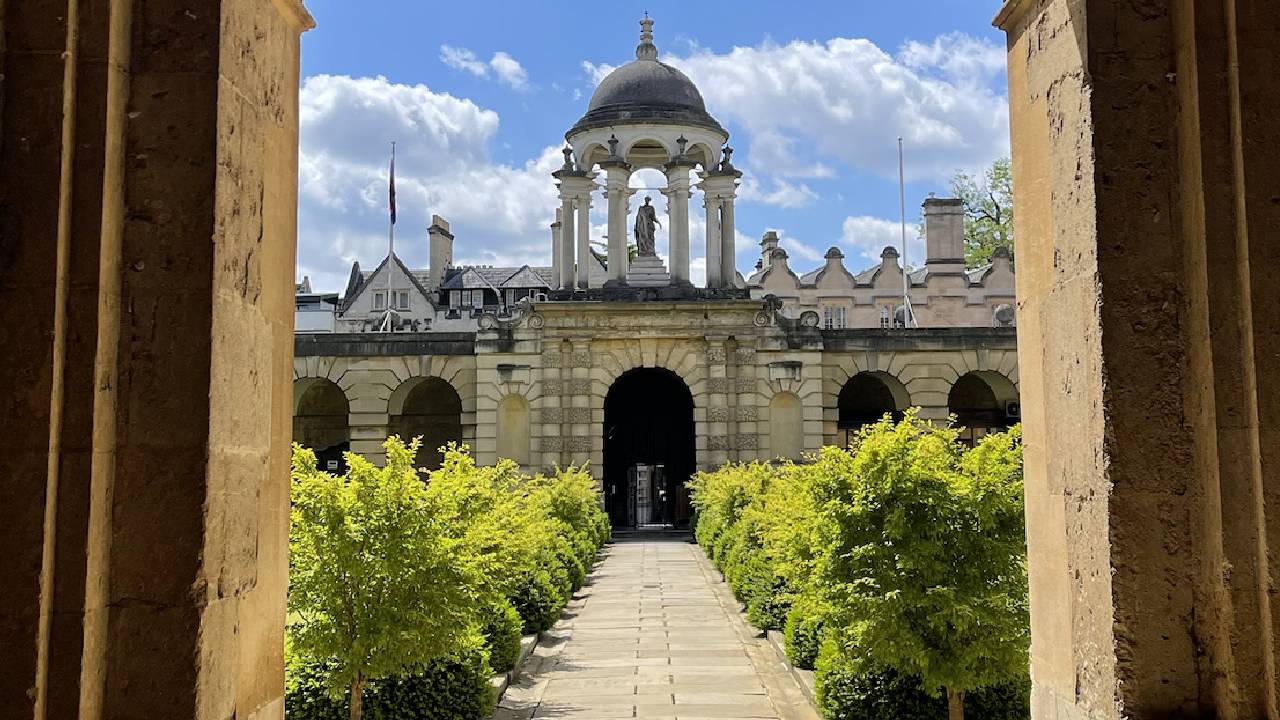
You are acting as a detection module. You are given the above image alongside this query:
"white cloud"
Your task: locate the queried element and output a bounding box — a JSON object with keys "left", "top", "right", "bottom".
{"left": 652, "top": 35, "right": 1008, "bottom": 183}
{"left": 440, "top": 46, "right": 530, "bottom": 90}
{"left": 489, "top": 51, "right": 529, "bottom": 90}
{"left": 738, "top": 176, "right": 818, "bottom": 209}
{"left": 898, "top": 33, "right": 1007, "bottom": 83}
{"left": 439, "top": 45, "right": 488, "bottom": 77}
{"left": 582, "top": 61, "right": 616, "bottom": 86}
{"left": 297, "top": 74, "right": 558, "bottom": 291}
{"left": 841, "top": 215, "right": 923, "bottom": 267}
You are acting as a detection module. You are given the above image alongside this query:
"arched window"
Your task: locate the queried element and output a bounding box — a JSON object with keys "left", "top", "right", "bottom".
{"left": 770, "top": 391, "right": 804, "bottom": 460}
{"left": 496, "top": 395, "right": 531, "bottom": 466}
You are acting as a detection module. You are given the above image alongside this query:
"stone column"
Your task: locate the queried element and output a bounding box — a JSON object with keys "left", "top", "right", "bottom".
{"left": 663, "top": 160, "right": 695, "bottom": 285}
{"left": 702, "top": 193, "right": 722, "bottom": 289}
{"left": 557, "top": 193, "right": 576, "bottom": 290}
{"left": 998, "top": 1, "right": 1280, "bottom": 717}
{"left": 554, "top": 165, "right": 593, "bottom": 291}
{"left": 576, "top": 192, "right": 592, "bottom": 289}
{"left": 720, "top": 195, "right": 738, "bottom": 287}
{"left": 600, "top": 162, "right": 633, "bottom": 286}
{"left": 701, "top": 171, "right": 740, "bottom": 289}
{"left": 0, "top": 0, "right": 312, "bottom": 717}
{"left": 550, "top": 208, "right": 562, "bottom": 290}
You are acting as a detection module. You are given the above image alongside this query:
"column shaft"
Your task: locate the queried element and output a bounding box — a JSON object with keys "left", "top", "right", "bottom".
{"left": 720, "top": 198, "right": 737, "bottom": 287}
{"left": 558, "top": 198, "right": 575, "bottom": 289}
{"left": 664, "top": 165, "right": 692, "bottom": 284}
{"left": 997, "top": 0, "right": 1280, "bottom": 717}
{"left": 550, "top": 210, "right": 561, "bottom": 291}
{"left": 704, "top": 196, "right": 722, "bottom": 289}
{"left": 0, "top": 1, "right": 311, "bottom": 717}
{"left": 604, "top": 166, "right": 631, "bottom": 285}
{"left": 576, "top": 195, "right": 592, "bottom": 289}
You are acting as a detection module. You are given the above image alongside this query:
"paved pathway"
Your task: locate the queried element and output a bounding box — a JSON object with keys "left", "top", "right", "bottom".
{"left": 494, "top": 538, "right": 819, "bottom": 720}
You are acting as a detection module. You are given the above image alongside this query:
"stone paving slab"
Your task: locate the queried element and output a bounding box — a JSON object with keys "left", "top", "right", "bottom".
{"left": 491, "top": 539, "right": 819, "bottom": 720}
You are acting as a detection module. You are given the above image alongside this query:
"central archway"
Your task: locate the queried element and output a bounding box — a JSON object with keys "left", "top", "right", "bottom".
{"left": 603, "top": 367, "right": 696, "bottom": 529}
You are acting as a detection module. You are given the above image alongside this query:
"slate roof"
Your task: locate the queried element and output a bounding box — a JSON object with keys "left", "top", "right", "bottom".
{"left": 440, "top": 265, "right": 555, "bottom": 291}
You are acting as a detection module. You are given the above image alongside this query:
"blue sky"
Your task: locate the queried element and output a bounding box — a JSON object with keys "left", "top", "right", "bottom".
{"left": 297, "top": 2, "right": 1010, "bottom": 291}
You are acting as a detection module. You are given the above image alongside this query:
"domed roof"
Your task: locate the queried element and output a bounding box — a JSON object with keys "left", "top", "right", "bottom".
{"left": 567, "top": 18, "right": 725, "bottom": 137}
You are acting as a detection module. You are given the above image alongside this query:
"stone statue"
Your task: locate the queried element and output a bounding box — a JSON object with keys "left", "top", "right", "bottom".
{"left": 634, "top": 196, "right": 660, "bottom": 257}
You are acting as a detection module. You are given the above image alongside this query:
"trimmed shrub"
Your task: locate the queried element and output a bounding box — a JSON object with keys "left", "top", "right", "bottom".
{"left": 816, "top": 660, "right": 944, "bottom": 720}
{"left": 482, "top": 602, "right": 524, "bottom": 674}
{"left": 966, "top": 677, "right": 1031, "bottom": 720}
{"left": 285, "top": 651, "right": 494, "bottom": 720}
{"left": 783, "top": 595, "right": 827, "bottom": 670}
{"left": 688, "top": 419, "right": 1029, "bottom": 720}
{"left": 289, "top": 442, "right": 609, "bottom": 720}
{"left": 365, "top": 648, "right": 495, "bottom": 720}
{"left": 511, "top": 567, "right": 566, "bottom": 634}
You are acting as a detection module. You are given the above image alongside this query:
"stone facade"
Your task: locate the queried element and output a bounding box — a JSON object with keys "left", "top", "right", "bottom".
{"left": 294, "top": 301, "right": 1020, "bottom": 477}
{"left": 744, "top": 200, "right": 1017, "bottom": 329}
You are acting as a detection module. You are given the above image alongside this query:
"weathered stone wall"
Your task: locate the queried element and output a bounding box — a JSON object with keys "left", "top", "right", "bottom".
{"left": 0, "top": 1, "right": 310, "bottom": 717}
{"left": 998, "top": 0, "right": 1280, "bottom": 717}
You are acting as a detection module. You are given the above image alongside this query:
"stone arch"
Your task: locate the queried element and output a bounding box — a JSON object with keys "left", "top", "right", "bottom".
{"left": 578, "top": 141, "right": 610, "bottom": 169}
{"left": 621, "top": 134, "right": 675, "bottom": 166}
{"left": 495, "top": 394, "right": 531, "bottom": 466}
{"left": 948, "top": 370, "right": 1019, "bottom": 445}
{"left": 603, "top": 366, "right": 696, "bottom": 528}
{"left": 293, "top": 377, "right": 351, "bottom": 473}
{"left": 769, "top": 391, "right": 804, "bottom": 461}
{"left": 388, "top": 375, "right": 464, "bottom": 471}
{"left": 837, "top": 371, "right": 911, "bottom": 445}
{"left": 688, "top": 142, "right": 718, "bottom": 169}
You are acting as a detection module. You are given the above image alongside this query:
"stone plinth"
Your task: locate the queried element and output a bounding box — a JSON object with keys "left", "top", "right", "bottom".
{"left": 624, "top": 255, "right": 672, "bottom": 287}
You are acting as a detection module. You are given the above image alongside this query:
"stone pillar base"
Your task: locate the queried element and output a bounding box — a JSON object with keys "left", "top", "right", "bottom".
{"left": 624, "top": 256, "right": 672, "bottom": 287}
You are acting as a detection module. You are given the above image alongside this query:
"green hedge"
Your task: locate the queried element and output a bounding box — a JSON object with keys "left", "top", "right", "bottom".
{"left": 689, "top": 415, "right": 1028, "bottom": 720}
{"left": 288, "top": 442, "right": 609, "bottom": 720}
{"left": 482, "top": 602, "right": 524, "bottom": 673}
{"left": 285, "top": 650, "right": 494, "bottom": 720}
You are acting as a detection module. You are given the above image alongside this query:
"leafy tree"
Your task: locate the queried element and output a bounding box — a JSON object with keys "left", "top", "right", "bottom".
{"left": 289, "top": 438, "right": 482, "bottom": 720}
{"left": 812, "top": 413, "right": 1027, "bottom": 720}
{"left": 950, "top": 157, "right": 1014, "bottom": 267}
{"left": 591, "top": 238, "right": 639, "bottom": 265}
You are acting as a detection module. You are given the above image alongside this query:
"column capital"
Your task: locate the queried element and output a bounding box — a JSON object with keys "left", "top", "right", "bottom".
{"left": 699, "top": 172, "right": 740, "bottom": 200}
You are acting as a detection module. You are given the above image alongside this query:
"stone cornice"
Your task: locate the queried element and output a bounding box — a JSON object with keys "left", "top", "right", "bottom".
{"left": 272, "top": 0, "right": 316, "bottom": 31}
{"left": 992, "top": 0, "right": 1033, "bottom": 30}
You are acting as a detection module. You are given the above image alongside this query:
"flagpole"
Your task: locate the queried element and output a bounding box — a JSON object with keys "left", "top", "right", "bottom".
{"left": 898, "top": 137, "right": 916, "bottom": 328}
{"left": 380, "top": 141, "right": 397, "bottom": 332}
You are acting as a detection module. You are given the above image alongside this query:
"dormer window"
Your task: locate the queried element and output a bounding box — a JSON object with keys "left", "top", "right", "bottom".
{"left": 373, "top": 291, "right": 386, "bottom": 310}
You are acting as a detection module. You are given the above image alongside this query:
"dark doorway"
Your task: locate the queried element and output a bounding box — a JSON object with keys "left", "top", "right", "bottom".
{"left": 294, "top": 378, "right": 351, "bottom": 474}
{"left": 390, "top": 376, "right": 463, "bottom": 471}
{"left": 949, "top": 372, "right": 1016, "bottom": 446}
{"left": 603, "top": 368, "right": 695, "bottom": 529}
{"left": 837, "top": 371, "right": 907, "bottom": 446}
